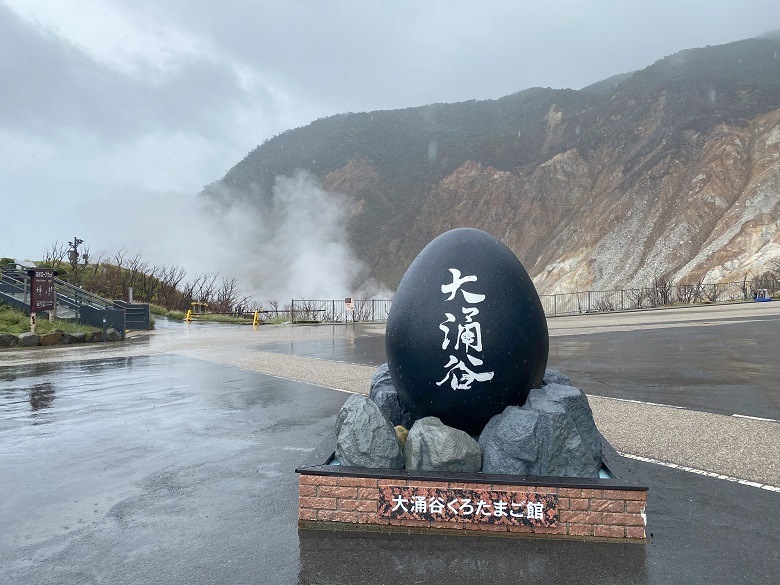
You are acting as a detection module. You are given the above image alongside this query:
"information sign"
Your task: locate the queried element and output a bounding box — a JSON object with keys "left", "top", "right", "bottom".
{"left": 28, "top": 269, "right": 57, "bottom": 312}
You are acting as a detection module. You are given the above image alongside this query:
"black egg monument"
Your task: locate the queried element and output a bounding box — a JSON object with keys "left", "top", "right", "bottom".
{"left": 385, "top": 228, "right": 549, "bottom": 435}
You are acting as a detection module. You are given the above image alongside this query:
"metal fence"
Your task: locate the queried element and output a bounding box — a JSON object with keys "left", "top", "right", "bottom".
{"left": 289, "top": 299, "right": 393, "bottom": 323}
{"left": 539, "top": 280, "right": 770, "bottom": 316}
{"left": 282, "top": 278, "right": 775, "bottom": 324}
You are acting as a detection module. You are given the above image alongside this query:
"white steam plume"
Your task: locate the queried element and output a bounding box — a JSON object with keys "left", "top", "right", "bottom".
{"left": 200, "top": 170, "right": 387, "bottom": 303}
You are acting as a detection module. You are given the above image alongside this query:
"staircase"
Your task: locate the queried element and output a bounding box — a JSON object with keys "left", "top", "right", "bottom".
{"left": 0, "top": 264, "right": 150, "bottom": 334}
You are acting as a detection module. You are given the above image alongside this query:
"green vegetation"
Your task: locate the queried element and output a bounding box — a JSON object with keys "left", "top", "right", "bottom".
{"left": 0, "top": 302, "right": 99, "bottom": 336}
{"left": 34, "top": 243, "right": 253, "bottom": 314}
{"left": 149, "top": 304, "right": 256, "bottom": 324}
{"left": 185, "top": 313, "right": 254, "bottom": 324}
{"left": 150, "top": 304, "right": 184, "bottom": 320}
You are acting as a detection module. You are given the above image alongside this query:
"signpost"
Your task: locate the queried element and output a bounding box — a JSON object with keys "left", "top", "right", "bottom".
{"left": 28, "top": 269, "right": 57, "bottom": 332}
{"left": 345, "top": 297, "right": 354, "bottom": 322}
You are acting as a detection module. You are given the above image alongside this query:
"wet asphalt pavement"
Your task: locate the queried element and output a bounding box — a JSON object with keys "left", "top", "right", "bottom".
{"left": 1, "top": 354, "right": 346, "bottom": 584}
{"left": 1, "top": 303, "right": 779, "bottom": 584}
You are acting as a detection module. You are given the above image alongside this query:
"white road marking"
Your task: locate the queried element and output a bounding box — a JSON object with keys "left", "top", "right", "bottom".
{"left": 732, "top": 414, "right": 780, "bottom": 423}
{"left": 588, "top": 395, "right": 686, "bottom": 410}
{"left": 618, "top": 452, "right": 780, "bottom": 492}
{"left": 590, "top": 395, "right": 780, "bottom": 424}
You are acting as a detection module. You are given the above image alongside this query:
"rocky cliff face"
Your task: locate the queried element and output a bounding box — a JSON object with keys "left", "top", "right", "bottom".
{"left": 208, "top": 36, "right": 780, "bottom": 295}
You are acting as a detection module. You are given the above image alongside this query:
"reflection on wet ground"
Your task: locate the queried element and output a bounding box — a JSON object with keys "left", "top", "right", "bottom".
{"left": 0, "top": 357, "right": 141, "bottom": 424}
{"left": 257, "top": 330, "right": 386, "bottom": 366}
{"left": 0, "top": 354, "right": 347, "bottom": 585}
{"left": 298, "top": 529, "right": 650, "bottom": 584}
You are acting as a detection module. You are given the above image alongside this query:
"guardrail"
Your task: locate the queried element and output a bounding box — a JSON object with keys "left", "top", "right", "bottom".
{"left": 538, "top": 280, "right": 770, "bottom": 316}
{"left": 1, "top": 264, "right": 151, "bottom": 333}
{"left": 284, "top": 279, "right": 774, "bottom": 324}
{"left": 290, "top": 299, "right": 392, "bottom": 323}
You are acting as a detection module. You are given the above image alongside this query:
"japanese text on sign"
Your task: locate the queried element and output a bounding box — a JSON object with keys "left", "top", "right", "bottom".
{"left": 29, "top": 270, "right": 56, "bottom": 312}
{"left": 378, "top": 486, "right": 558, "bottom": 526}
{"left": 437, "top": 268, "right": 494, "bottom": 390}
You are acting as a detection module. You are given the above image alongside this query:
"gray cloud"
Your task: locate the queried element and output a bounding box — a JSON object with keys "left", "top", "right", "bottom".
{"left": 0, "top": 3, "right": 277, "bottom": 142}
{"left": 0, "top": 0, "right": 777, "bottom": 299}
{"left": 141, "top": 0, "right": 780, "bottom": 110}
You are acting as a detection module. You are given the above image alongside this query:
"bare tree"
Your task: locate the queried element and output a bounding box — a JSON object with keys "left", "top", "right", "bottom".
{"left": 652, "top": 276, "right": 673, "bottom": 307}
{"left": 41, "top": 241, "right": 68, "bottom": 270}
{"left": 212, "top": 276, "right": 242, "bottom": 313}
{"left": 157, "top": 265, "right": 187, "bottom": 308}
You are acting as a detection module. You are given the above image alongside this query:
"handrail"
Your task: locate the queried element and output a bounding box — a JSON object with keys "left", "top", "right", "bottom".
{"left": 1, "top": 263, "right": 115, "bottom": 311}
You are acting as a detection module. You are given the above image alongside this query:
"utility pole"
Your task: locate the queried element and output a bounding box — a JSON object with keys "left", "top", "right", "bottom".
{"left": 68, "top": 237, "right": 83, "bottom": 269}
{"left": 67, "top": 237, "right": 88, "bottom": 284}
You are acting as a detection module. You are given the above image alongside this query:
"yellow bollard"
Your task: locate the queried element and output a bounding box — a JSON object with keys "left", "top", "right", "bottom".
{"left": 252, "top": 310, "right": 260, "bottom": 327}
{"left": 185, "top": 309, "right": 192, "bottom": 323}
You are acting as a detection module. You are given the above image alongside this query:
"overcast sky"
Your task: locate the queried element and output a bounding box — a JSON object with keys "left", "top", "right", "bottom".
{"left": 1, "top": 0, "right": 777, "bottom": 289}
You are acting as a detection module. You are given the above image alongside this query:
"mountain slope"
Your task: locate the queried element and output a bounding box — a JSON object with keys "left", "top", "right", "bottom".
{"left": 205, "top": 36, "right": 780, "bottom": 294}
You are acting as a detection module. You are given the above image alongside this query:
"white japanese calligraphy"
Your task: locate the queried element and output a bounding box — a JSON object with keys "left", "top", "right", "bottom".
{"left": 437, "top": 355, "right": 495, "bottom": 390}
{"left": 441, "top": 269, "right": 485, "bottom": 303}
{"left": 438, "top": 268, "right": 494, "bottom": 391}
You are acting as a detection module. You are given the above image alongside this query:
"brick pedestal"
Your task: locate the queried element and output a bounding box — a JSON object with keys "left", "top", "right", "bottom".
{"left": 297, "top": 464, "right": 647, "bottom": 542}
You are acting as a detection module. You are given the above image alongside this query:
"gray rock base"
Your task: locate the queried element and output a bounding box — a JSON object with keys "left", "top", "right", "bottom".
{"left": 543, "top": 369, "right": 573, "bottom": 387}
{"left": 369, "top": 363, "right": 415, "bottom": 428}
{"left": 404, "top": 417, "right": 482, "bottom": 472}
{"left": 528, "top": 383, "right": 602, "bottom": 467}
{"left": 335, "top": 394, "right": 404, "bottom": 469}
{"left": 0, "top": 333, "right": 18, "bottom": 347}
{"left": 480, "top": 384, "right": 601, "bottom": 478}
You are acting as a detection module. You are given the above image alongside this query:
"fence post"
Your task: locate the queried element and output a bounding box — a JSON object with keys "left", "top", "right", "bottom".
{"left": 291, "top": 299, "right": 296, "bottom": 324}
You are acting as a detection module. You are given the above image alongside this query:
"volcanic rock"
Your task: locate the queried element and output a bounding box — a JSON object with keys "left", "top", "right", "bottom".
{"left": 543, "top": 369, "right": 573, "bottom": 386}
{"left": 528, "top": 383, "right": 602, "bottom": 466}
{"left": 404, "top": 417, "right": 482, "bottom": 472}
{"left": 480, "top": 385, "right": 601, "bottom": 478}
{"left": 369, "top": 363, "right": 415, "bottom": 428}
{"left": 335, "top": 394, "right": 404, "bottom": 469}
